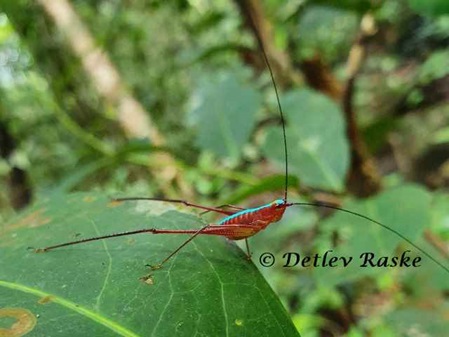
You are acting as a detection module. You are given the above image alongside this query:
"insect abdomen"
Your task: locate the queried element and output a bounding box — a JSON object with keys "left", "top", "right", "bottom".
{"left": 220, "top": 210, "right": 256, "bottom": 225}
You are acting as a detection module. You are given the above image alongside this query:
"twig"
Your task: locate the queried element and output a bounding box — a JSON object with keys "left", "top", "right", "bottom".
{"left": 38, "top": 0, "right": 164, "bottom": 144}
{"left": 233, "top": 0, "right": 302, "bottom": 87}
{"left": 300, "top": 54, "right": 343, "bottom": 100}
{"left": 52, "top": 103, "right": 113, "bottom": 155}
{"left": 343, "top": 14, "right": 382, "bottom": 197}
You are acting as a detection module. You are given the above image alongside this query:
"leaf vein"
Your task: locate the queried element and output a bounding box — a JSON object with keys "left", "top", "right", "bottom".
{"left": 92, "top": 220, "right": 113, "bottom": 310}
{"left": 0, "top": 279, "right": 140, "bottom": 337}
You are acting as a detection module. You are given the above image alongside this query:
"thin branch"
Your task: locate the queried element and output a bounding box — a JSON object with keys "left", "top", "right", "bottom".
{"left": 300, "top": 55, "right": 343, "bottom": 100}
{"left": 343, "top": 14, "right": 382, "bottom": 197}
{"left": 37, "top": 0, "right": 164, "bottom": 144}
{"left": 51, "top": 102, "right": 113, "bottom": 155}
{"left": 233, "top": 0, "right": 302, "bottom": 87}
{"left": 2, "top": 0, "right": 188, "bottom": 198}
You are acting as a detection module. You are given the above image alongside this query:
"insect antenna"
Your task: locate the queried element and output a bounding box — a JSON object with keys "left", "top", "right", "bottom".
{"left": 248, "top": 17, "right": 448, "bottom": 275}
{"left": 249, "top": 21, "right": 289, "bottom": 202}
{"left": 287, "top": 201, "right": 449, "bottom": 274}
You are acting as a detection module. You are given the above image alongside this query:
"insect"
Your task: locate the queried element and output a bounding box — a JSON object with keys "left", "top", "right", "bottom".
{"left": 36, "top": 20, "right": 449, "bottom": 276}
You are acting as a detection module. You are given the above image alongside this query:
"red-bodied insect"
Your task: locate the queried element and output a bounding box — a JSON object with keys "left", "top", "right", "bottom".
{"left": 36, "top": 22, "right": 449, "bottom": 276}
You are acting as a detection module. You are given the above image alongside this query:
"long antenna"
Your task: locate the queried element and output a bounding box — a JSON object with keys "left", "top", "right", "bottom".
{"left": 250, "top": 14, "right": 448, "bottom": 275}
{"left": 287, "top": 202, "right": 449, "bottom": 274}
{"left": 250, "top": 15, "right": 449, "bottom": 274}
{"left": 249, "top": 18, "right": 289, "bottom": 202}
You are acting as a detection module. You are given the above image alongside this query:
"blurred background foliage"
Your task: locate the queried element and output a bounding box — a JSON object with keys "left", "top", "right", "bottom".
{"left": 1, "top": 0, "right": 449, "bottom": 336}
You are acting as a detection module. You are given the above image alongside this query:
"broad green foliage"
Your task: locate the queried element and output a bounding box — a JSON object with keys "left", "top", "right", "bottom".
{"left": 418, "top": 50, "right": 449, "bottom": 84}
{"left": 298, "top": 5, "right": 359, "bottom": 60}
{"left": 188, "top": 71, "right": 261, "bottom": 161}
{"left": 224, "top": 174, "right": 300, "bottom": 205}
{"left": 0, "top": 14, "right": 13, "bottom": 43}
{"left": 0, "top": 193, "right": 300, "bottom": 337}
{"left": 408, "top": 0, "right": 449, "bottom": 16}
{"left": 313, "top": 0, "right": 374, "bottom": 13}
{"left": 263, "top": 89, "right": 349, "bottom": 192}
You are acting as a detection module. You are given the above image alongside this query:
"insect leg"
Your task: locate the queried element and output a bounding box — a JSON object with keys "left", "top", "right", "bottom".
{"left": 199, "top": 204, "right": 246, "bottom": 216}
{"left": 149, "top": 225, "right": 211, "bottom": 269}
{"left": 112, "top": 197, "right": 234, "bottom": 215}
{"left": 244, "top": 238, "right": 251, "bottom": 260}
{"left": 150, "top": 224, "right": 260, "bottom": 269}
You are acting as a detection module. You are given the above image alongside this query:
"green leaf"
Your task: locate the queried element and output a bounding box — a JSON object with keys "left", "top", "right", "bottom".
{"left": 0, "top": 192, "right": 300, "bottom": 337}
{"left": 187, "top": 71, "right": 261, "bottom": 160}
{"left": 0, "top": 17, "right": 14, "bottom": 43}
{"left": 362, "top": 116, "right": 397, "bottom": 153}
{"left": 298, "top": 6, "right": 359, "bottom": 60}
{"left": 263, "top": 89, "right": 349, "bottom": 192}
{"left": 223, "top": 174, "right": 300, "bottom": 205}
{"left": 313, "top": 0, "right": 374, "bottom": 13}
{"left": 418, "top": 50, "right": 449, "bottom": 84}
{"left": 431, "top": 126, "right": 449, "bottom": 144}
{"left": 430, "top": 192, "right": 449, "bottom": 237}
{"left": 408, "top": 0, "right": 449, "bottom": 16}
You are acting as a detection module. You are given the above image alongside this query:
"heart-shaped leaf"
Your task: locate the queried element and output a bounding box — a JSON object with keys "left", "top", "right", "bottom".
{"left": 187, "top": 71, "right": 261, "bottom": 161}
{"left": 263, "top": 89, "right": 349, "bottom": 192}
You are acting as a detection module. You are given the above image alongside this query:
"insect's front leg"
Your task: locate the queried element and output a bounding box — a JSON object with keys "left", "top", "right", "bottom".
{"left": 199, "top": 204, "right": 246, "bottom": 216}
{"left": 147, "top": 224, "right": 261, "bottom": 272}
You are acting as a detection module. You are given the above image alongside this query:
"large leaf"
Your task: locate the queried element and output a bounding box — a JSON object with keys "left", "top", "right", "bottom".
{"left": 408, "top": 0, "right": 449, "bottom": 16}
{"left": 417, "top": 50, "right": 449, "bottom": 84}
{"left": 0, "top": 192, "right": 300, "bottom": 337}
{"left": 187, "top": 71, "right": 261, "bottom": 160}
{"left": 263, "top": 89, "right": 349, "bottom": 192}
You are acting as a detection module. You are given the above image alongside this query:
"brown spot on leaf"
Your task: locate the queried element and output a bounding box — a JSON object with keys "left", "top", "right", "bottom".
{"left": 7, "top": 210, "right": 50, "bottom": 231}
{"left": 1, "top": 209, "right": 50, "bottom": 247}
{"left": 0, "top": 307, "right": 36, "bottom": 337}
{"left": 37, "top": 296, "right": 54, "bottom": 305}
{"left": 107, "top": 200, "right": 123, "bottom": 208}
{"left": 140, "top": 275, "right": 155, "bottom": 285}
